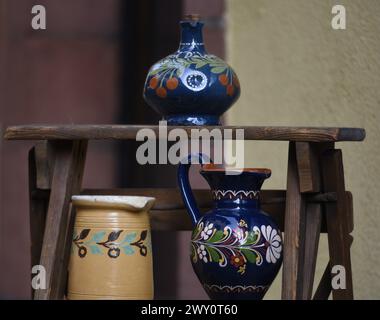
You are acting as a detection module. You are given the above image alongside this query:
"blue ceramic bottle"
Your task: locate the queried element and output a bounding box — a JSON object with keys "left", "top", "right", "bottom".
{"left": 143, "top": 15, "right": 240, "bottom": 125}
{"left": 178, "top": 157, "right": 283, "bottom": 300}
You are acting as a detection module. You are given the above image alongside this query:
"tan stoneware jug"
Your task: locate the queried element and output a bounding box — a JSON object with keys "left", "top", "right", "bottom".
{"left": 67, "top": 195, "right": 155, "bottom": 300}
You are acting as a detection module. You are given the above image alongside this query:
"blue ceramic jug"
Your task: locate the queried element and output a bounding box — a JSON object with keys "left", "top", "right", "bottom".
{"left": 178, "top": 156, "right": 283, "bottom": 300}
{"left": 143, "top": 15, "right": 240, "bottom": 125}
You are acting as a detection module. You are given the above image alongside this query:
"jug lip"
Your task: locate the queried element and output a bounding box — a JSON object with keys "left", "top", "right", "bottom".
{"left": 71, "top": 195, "right": 155, "bottom": 212}
{"left": 201, "top": 164, "right": 271, "bottom": 176}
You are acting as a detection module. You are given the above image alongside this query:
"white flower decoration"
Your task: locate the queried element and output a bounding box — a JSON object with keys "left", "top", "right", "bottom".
{"left": 261, "top": 225, "right": 282, "bottom": 264}
{"left": 197, "top": 244, "right": 208, "bottom": 263}
{"left": 201, "top": 223, "right": 214, "bottom": 240}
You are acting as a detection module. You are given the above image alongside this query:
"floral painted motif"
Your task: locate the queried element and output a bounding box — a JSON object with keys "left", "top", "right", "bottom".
{"left": 201, "top": 223, "right": 214, "bottom": 240}
{"left": 146, "top": 53, "right": 239, "bottom": 97}
{"left": 191, "top": 220, "right": 282, "bottom": 275}
{"left": 72, "top": 229, "right": 149, "bottom": 259}
{"left": 230, "top": 253, "right": 245, "bottom": 267}
{"left": 197, "top": 245, "right": 208, "bottom": 263}
{"left": 143, "top": 19, "right": 241, "bottom": 126}
{"left": 261, "top": 225, "right": 282, "bottom": 264}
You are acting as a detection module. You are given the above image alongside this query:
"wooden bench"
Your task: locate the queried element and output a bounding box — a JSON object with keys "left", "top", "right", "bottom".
{"left": 4, "top": 125, "right": 366, "bottom": 300}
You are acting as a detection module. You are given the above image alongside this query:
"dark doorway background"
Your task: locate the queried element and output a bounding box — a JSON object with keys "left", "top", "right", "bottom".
{"left": 119, "top": 0, "right": 182, "bottom": 299}
{"left": 0, "top": 0, "right": 225, "bottom": 299}
{"left": 119, "top": 0, "right": 180, "bottom": 184}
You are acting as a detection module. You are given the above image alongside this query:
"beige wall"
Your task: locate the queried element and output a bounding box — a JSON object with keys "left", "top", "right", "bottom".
{"left": 226, "top": 0, "right": 380, "bottom": 299}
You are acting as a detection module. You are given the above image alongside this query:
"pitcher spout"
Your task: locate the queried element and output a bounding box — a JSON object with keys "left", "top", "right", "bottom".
{"left": 200, "top": 165, "right": 271, "bottom": 204}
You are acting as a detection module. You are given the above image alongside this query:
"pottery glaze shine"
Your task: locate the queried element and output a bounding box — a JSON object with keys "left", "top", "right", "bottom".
{"left": 178, "top": 158, "right": 283, "bottom": 300}
{"left": 68, "top": 195, "right": 155, "bottom": 300}
{"left": 143, "top": 15, "right": 240, "bottom": 125}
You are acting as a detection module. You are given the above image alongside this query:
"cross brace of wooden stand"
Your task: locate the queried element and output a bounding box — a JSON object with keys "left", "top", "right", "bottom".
{"left": 5, "top": 125, "right": 363, "bottom": 299}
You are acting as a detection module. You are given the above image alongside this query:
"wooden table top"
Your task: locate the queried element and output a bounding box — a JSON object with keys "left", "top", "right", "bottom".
{"left": 3, "top": 124, "right": 366, "bottom": 142}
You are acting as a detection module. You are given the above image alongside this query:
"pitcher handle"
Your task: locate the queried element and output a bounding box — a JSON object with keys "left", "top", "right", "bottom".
{"left": 177, "top": 153, "right": 211, "bottom": 226}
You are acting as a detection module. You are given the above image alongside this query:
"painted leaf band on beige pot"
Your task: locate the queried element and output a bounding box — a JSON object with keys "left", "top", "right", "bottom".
{"left": 68, "top": 195, "right": 155, "bottom": 300}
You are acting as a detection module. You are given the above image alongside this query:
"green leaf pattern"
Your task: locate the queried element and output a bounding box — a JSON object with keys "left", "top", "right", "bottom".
{"left": 147, "top": 53, "right": 233, "bottom": 80}
{"left": 191, "top": 220, "right": 280, "bottom": 274}
{"left": 72, "top": 229, "right": 149, "bottom": 259}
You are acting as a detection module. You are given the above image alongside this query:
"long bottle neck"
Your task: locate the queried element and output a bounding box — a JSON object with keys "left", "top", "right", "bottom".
{"left": 178, "top": 21, "right": 206, "bottom": 54}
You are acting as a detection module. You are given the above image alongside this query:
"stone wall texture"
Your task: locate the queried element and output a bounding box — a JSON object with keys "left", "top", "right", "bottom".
{"left": 226, "top": 0, "right": 380, "bottom": 299}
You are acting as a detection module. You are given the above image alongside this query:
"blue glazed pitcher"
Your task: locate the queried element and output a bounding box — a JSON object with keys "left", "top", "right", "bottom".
{"left": 143, "top": 15, "right": 240, "bottom": 126}
{"left": 178, "top": 156, "right": 283, "bottom": 300}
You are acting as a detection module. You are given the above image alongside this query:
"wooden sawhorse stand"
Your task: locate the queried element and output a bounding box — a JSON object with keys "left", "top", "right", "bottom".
{"left": 4, "top": 125, "right": 365, "bottom": 300}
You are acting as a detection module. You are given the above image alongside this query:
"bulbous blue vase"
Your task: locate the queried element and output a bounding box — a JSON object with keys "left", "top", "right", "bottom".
{"left": 143, "top": 15, "right": 240, "bottom": 126}
{"left": 178, "top": 158, "right": 283, "bottom": 300}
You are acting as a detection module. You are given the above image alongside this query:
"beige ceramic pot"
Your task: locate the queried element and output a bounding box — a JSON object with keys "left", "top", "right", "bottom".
{"left": 67, "top": 195, "right": 155, "bottom": 300}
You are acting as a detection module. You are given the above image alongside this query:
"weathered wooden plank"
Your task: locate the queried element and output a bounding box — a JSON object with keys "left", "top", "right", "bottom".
{"left": 313, "top": 235, "right": 353, "bottom": 300}
{"left": 297, "top": 142, "right": 332, "bottom": 299}
{"left": 313, "top": 262, "right": 332, "bottom": 300}
{"left": 34, "top": 141, "right": 55, "bottom": 190}
{"left": 295, "top": 142, "right": 321, "bottom": 193}
{"left": 34, "top": 140, "right": 87, "bottom": 300}
{"left": 4, "top": 125, "right": 366, "bottom": 142}
{"left": 29, "top": 146, "right": 49, "bottom": 297}
{"left": 32, "top": 187, "right": 349, "bottom": 233}
{"left": 57, "top": 140, "right": 87, "bottom": 298}
{"left": 321, "top": 149, "right": 353, "bottom": 300}
{"left": 149, "top": 209, "right": 194, "bottom": 231}
{"left": 282, "top": 142, "right": 307, "bottom": 300}
{"left": 34, "top": 188, "right": 341, "bottom": 204}
{"left": 80, "top": 188, "right": 339, "bottom": 207}
{"left": 345, "top": 191, "right": 354, "bottom": 233}
{"left": 80, "top": 189, "right": 286, "bottom": 231}
{"left": 301, "top": 203, "right": 322, "bottom": 299}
